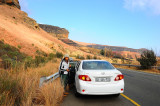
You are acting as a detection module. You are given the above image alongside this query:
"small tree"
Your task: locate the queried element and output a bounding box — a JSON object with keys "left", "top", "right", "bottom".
{"left": 137, "top": 50, "right": 157, "bottom": 69}
{"left": 100, "top": 49, "right": 105, "bottom": 56}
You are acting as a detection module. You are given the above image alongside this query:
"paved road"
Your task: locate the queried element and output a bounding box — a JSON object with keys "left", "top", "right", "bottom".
{"left": 61, "top": 92, "right": 133, "bottom": 106}
{"left": 61, "top": 69, "right": 160, "bottom": 106}
{"left": 119, "top": 68, "right": 160, "bottom": 106}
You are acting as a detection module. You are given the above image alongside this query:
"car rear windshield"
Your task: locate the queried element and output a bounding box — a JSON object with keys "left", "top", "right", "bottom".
{"left": 82, "top": 61, "right": 115, "bottom": 70}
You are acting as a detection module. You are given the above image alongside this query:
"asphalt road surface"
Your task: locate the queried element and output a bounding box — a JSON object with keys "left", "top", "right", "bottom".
{"left": 61, "top": 69, "right": 160, "bottom": 106}
{"left": 119, "top": 68, "right": 160, "bottom": 106}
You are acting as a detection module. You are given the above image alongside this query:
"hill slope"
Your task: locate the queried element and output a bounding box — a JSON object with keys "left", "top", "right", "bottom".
{"left": 0, "top": 4, "right": 87, "bottom": 57}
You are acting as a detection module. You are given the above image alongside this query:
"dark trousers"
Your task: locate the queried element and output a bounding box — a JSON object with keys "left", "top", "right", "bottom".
{"left": 61, "top": 74, "right": 68, "bottom": 90}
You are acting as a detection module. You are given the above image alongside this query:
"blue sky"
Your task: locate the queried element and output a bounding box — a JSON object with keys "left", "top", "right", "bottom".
{"left": 19, "top": 0, "right": 160, "bottom": 55}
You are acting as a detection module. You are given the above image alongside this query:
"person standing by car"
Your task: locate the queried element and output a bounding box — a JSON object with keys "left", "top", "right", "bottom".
{"left": 60, "top": 54, "right": 70, "bottom": 96}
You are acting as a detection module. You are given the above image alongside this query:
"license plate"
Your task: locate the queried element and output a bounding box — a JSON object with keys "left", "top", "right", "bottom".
{"left": 95, "top": 77, "right": 111, "bottom": 82}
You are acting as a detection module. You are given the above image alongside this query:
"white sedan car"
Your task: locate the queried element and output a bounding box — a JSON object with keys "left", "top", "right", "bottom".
{"left": 74, "top": 60, "right": 124, "bottom": 97}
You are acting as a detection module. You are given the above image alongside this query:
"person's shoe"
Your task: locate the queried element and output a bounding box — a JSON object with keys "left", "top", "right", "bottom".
{"left": 63, "top": 94, "right": 67, "bottom": 97}
{"left": 64, "top": 92, "right": 69, "bottom": 95}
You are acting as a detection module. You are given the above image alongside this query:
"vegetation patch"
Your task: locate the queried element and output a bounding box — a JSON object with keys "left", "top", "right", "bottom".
{"left": 0, "top": 40, "right": 58, "bottom": 69}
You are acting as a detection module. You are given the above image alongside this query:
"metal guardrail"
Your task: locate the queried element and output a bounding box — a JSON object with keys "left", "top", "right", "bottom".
{"left": 112, "top": 63, "right": 160, "bottom": 70}
{"left": 39, "top": 72, "right": 60, "bottom": 87}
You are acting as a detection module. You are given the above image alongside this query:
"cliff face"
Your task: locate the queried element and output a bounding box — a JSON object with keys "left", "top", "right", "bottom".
{"left": 0, "top": 0, "right": 20, "bottom": 9}
{"left": 39, "top": 24, "right": 69, "bottom": 39}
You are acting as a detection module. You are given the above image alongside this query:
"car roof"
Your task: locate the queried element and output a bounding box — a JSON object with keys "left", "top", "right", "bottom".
{"left": 81, "top": 60, "right": 109, "bottom": 62}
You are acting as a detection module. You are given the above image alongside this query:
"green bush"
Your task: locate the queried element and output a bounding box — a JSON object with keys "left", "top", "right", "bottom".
{"left": 93, "top": 56, "right": 97, "bottom": 59}
{"left": 76, "top": 55, "right": 85, "bottom": 59}
{"left": 34, "top": 56, "right": 46, "bottom": 67}
{"left": 48, "top": 53, "right": 55, "bottom": 60}
{"left": 36, "top": 50, "right": 47, "bottom": 57}
{"left": 0, "top": 41, "right": 27, "bottom": 69}
{"left": 17, "top": 45, "right": 21, "bottom": 49}
{"left": 86, "top": 55, "right": 91, "bottom": 59}
{"left": 100, "top": 49, "right": 105, "bottom": 56}
{"left": 1, "top": 55, "right": 12, "bottom": 69}
{"left": 55, "top": 52, "right": 63, "bottom": 58}
{"left": 137, "top": 50, "right": 157, "bottom": 69}
{"left": 24, "top": 56, "right": 33, "bottom": 69}
{"left": 0, "top": 41, "right": 58, "bottom": 69}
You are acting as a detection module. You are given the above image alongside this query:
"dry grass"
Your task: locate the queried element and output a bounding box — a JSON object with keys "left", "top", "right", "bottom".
{"left": 0, "top": 60, "right": 64, "bottom": 106}
{"left": 114, "top": 65, "right": 160, "bottom": 75}
{"left": 33, "top": 79, "right": 64, "bottom": 106}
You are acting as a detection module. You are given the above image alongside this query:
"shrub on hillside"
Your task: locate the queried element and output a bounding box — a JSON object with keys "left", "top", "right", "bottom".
{"left": 0, "top": 41, "right": 27, "bottom": 69}
{"left": 93, "top": 55, "right": 97, "bottom": 59}
{"left": 100, "top": 49, "right": 105, "bottom": 56}
{"left": 86, "top": 55, "right": 91, "bottom": 59}
{"left": 55, "top": 52, "right": 63, "bottom": 58}
{"left": 76, "top": 55, "right": 85, "bottom": 59}
{"left": 48, "top": 53, "right": 55, "bottom": 60}
{"left": 36, "top": 50, "right": 47, "bottom": 57}
{"left": 1, "top": 55, "right": 12, "bottom": 69}
{"left": 34, "top": 56, "right": 46, "bottom": 67}
{"left": 137, "top": 50, "right": 157, "bottom": 69}
{"left": 24, "top": 56, "right": 34, "bottom": 69}
{"left": 17, "top": 45, "right": 21, "bottom": 49}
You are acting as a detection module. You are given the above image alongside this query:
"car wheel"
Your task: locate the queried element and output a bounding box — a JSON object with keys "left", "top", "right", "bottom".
{"left": 114, "top": 93, "right": 120, "bottom": 97}
{"left": 74, "top": 87, "right": 80, "bottom": 97}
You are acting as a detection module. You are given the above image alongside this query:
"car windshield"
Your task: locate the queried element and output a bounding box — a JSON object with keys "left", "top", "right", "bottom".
{"left": 82, "top": 61, "right": 115, "bottom": 70}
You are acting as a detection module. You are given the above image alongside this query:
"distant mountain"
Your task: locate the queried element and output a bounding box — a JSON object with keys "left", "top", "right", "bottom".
{"left": 38, "top": 24, "right": 147, "bottom": 58}
{"left": 60, "top": 40, "right": 147, "bottom": 58}
{"left": 73, "top": 40, "right": 147, "bottom": 53}
{"left": 87, "top": 44, "right": 147, "bottom": 53}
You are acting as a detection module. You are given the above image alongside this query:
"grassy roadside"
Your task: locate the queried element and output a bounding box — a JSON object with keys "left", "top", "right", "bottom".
{"left": 114, "top": 65, "right": 160, "bottom": 75}
{"left": 0, "top": 60, "right": 64, "bottom": 106}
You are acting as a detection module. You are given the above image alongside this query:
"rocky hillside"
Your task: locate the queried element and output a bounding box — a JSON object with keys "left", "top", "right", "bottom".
{"left": 0, "top": 0, "right": 20, "bottom": 9}
{"left": 39, "top": 24, "right": 69, "bottom": 39}
{"left": 0, "top": 4, "right": 90, "bottom": 57}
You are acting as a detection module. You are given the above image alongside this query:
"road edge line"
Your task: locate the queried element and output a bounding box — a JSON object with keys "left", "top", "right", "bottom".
{"left": 121, "top": 94, "right": 141, "bottom": 106}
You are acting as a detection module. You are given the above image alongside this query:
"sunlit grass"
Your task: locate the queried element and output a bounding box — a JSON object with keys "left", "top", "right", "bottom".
{"left": 0, "top": 60, "right": 64, "bottom": 106}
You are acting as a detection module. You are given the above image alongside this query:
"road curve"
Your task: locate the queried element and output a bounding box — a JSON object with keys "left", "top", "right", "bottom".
{"left": 61, "top": 69, "right": 160, "bottom": 106}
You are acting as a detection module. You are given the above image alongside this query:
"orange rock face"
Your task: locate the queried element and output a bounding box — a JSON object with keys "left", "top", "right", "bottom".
{"left": 0, "top": 0, "right": 20, "bottom": 9}
{"left": 39, "top": 24, "right": 69, "bottom": 39}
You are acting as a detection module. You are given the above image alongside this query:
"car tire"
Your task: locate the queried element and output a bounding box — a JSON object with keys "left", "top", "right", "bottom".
{"left": 74, "top": 87, "right": 80, "bottom": 97}
{"left": 114, "top": 93, "right": 120, "bottom": 97}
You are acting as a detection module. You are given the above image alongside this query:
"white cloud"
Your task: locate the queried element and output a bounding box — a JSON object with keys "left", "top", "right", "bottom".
{"left": 124, "top": 0, "right": 160, "bottom": 15}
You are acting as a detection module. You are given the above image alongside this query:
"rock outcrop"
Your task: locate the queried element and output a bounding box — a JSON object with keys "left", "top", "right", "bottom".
{"left": 0, "top": 0, "right": 20, "bottom": 9}
{"left": 39, "top": 24, "right": 69, "bottom": 39}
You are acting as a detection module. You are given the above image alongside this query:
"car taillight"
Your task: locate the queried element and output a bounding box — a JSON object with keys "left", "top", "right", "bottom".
{"left": 114, "top": 74, "right": 124, "bottom": 81}
{"left": 79, "top": 75, "right": 91, "bottom": 81}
